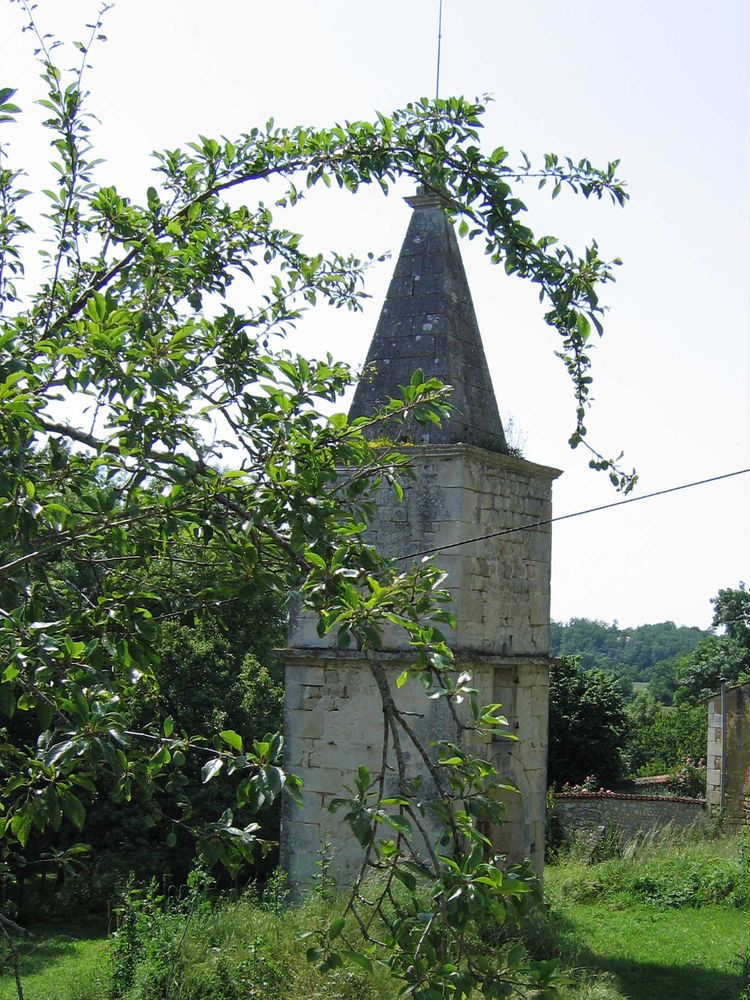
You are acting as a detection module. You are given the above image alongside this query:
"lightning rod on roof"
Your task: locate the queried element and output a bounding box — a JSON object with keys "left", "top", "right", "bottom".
{"left": 435, "top": 0, "right": 444, "bottom": 101}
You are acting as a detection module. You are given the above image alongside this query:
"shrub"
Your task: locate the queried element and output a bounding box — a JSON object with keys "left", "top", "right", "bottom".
{"left": 666, "top": 757, "right": 706, "bottom": 798}
{"left": 548, "top": 831, "right": 748, "bottom": 910}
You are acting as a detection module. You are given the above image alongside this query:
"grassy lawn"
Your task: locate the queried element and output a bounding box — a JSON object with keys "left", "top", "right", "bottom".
{"left": 546, "top": 830, "right": 749, "bottom": 1000}
{"left": 1, "top": 832, "right": 747, "bottom": 999}
{"left": 555, "top": 902, "right": 747, "bottom": 1000}
{"left": 0, "top": 922, "right": 109, "bottom": 1000}
{"left": 4, "top": 907, "right": 745, "bottom": 1000}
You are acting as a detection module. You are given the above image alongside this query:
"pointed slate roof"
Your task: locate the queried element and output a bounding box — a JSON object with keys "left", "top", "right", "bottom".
{"left": 349, "top": 191, "right": 507, "bottom": 453}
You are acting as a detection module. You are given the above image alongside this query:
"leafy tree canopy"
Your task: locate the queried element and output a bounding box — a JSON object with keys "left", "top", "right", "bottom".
{"left": 548, "top": 656, "right": 630, "bottom": 788}
{"left": 671, "top": 584, "right": 750, "bottom": 704}
{"left": 624, "top": 702, "right": 706, "bottom": 776}
{"left": 550, "top": 617, "right": 710, "bottom": 688}
{"left": 711, "top": 582, "right": 750, "bottom": 654}
{"left": 0, "top": 6, "right": 632, "bottom": 994}
{"left": 675, "top": 635, "right": 748, "bottom": 704}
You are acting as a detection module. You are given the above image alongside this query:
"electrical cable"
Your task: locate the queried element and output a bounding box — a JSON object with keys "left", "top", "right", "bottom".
{"left": 393, "top": 467, "right": 750, "bottom": 562}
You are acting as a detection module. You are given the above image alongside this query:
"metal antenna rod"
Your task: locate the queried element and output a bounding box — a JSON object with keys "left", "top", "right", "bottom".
{"left": 435, "top": 0, "right": 444, "bottom": 101}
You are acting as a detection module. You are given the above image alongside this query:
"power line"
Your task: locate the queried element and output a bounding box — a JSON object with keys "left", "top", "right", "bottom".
{"left": 394, "top": 467, "right": 750, "bottom": 562}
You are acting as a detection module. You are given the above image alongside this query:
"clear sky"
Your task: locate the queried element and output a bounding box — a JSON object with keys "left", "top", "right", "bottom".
{"left": 1, "top": 0, "right": 748, "bottom": 629}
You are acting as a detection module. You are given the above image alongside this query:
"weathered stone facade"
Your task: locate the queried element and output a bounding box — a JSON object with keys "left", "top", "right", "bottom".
{"left": 282, "top": 447, "right": 559, "bottom": 889}
{"left": 281, "top": 650, "right": 552, "bottom": 889}
{"left": 289, "top": 446, "right": 558, "bottom": 657}
{"left": 281, "top": 191, "right": 560, "bottom": 891}
{"left": 554, "top": 792, "right": 706, "bottom": 842}
{"left": 706, "top": 681, "right": 750, "bottom": 826}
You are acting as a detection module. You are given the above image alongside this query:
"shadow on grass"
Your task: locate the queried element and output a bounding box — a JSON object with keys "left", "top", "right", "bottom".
{"left": 525, "top": 904, "right": 747, "bottom": 1000}
{"left": 1, "top": 921, "right": 107, "bottom": 980}
{"left": 585, "top": 953, "right": 746, "bottom": 1000}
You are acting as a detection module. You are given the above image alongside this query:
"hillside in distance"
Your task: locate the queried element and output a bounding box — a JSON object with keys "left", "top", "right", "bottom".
{"left": 550, "top": 618, "right": 711, "bottom": 684}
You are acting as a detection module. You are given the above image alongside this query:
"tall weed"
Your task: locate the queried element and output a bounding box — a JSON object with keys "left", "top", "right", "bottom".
{"left": 548, "top": 830, "right": 748, "bottom": 910}
{"left": 103, "top": 867, "right": 396, "bottom": 1000}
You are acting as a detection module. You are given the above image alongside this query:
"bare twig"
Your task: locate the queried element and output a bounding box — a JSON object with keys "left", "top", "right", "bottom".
{"left": 0, "top": 912, "right": 28, "bottom": 1000}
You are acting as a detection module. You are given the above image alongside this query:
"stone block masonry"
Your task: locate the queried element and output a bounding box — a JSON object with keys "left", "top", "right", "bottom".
{"left": 705, "top": 682, "right": 750, "bottom": 827}
{"left": 282, "top": 443, "right": 560, "bottom": 892}
{"left": 289, "top": 445, "right": 560, "bottom": 659}
{"left": 281, "top": 649, "right": 552, "bottom": 890}
{"left": 554, "top": 792, "right": 707, "bottom": 841}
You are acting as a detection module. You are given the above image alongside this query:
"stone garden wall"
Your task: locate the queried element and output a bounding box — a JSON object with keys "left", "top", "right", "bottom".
{"left": 554, "top": 792, "right": 706, "bottom": 840}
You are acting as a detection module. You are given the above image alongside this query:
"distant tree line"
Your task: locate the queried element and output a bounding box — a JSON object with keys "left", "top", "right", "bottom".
{"left": 548, "top": 585, "right": 750, "bottom": 788}
{"left": 551, "top": 591, "right": 749, "bottom": 705}
{"left": 550, "top": 617, "right": 709, "bottom": 683}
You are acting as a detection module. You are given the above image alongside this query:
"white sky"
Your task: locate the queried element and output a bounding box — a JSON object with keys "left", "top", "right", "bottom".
{"left": 1, "top": 0, "right": 748, "bottom": 630}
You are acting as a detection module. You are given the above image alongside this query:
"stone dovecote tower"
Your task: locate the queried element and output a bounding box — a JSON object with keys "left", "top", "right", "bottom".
{"left": 281, "top": 191, "right": 561, "bottom": 889}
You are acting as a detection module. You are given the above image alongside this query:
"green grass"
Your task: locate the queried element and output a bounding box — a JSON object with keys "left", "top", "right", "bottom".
{"left": 2, "top": 832, "right": 747, "bottom": 1000}
{"left": 547, "top": 829, "right": 748, "bottom": 909}
{"left": 0, "top": 921, "right": 109, "bottom": 1000}
{"left": 556, "top": 903, "right": 747, "bottom": 1000}
{"left": 117, "top": 890, "right": 398, "bottom": 1000}
{"left": 1, "top": 893, "right": 398, "bottom": 1000}
{"left": 545, "top": 829, "right": 749, "bottom": 1000}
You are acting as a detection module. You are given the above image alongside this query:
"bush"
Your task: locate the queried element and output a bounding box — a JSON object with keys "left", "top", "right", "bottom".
{"left": 666, "top": 757, "right": 706, "bottom": 798}
{"left": 548, "top": 831, "right": 748, "bottom": 910}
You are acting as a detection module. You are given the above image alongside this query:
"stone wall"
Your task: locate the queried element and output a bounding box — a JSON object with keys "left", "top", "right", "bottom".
{"left": 707, "top": 694, "right": 721, "bottom": 816}
{"left": 281, "top": 650, "right": 550, "bottom": 890}
{"left": 282, "top": 651, "right": 459, "bottom": 890}
{"left": 488, "top": 660, "right": 549, "bottom": 865}
{"left": 289, "top": 444, "right": 560, "bottom": 657}
{"left": 554, "top": 792, "right": 707, "bottom": 841}
{"left": 706, "top": 682, "right": 750, "bottom": 826}
{"left": 282, "top": 443, "right": 560, "bottom": 891}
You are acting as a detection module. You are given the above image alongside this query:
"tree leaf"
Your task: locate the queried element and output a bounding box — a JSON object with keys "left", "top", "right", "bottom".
{"left": 61, "top": 792, "right": 86, "bottom": 830}
{"left": 201, "top": 757, "right": 224, "bottom": 783}
{"left": 220, "top": 730, "right": 243, "bottom": 752}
